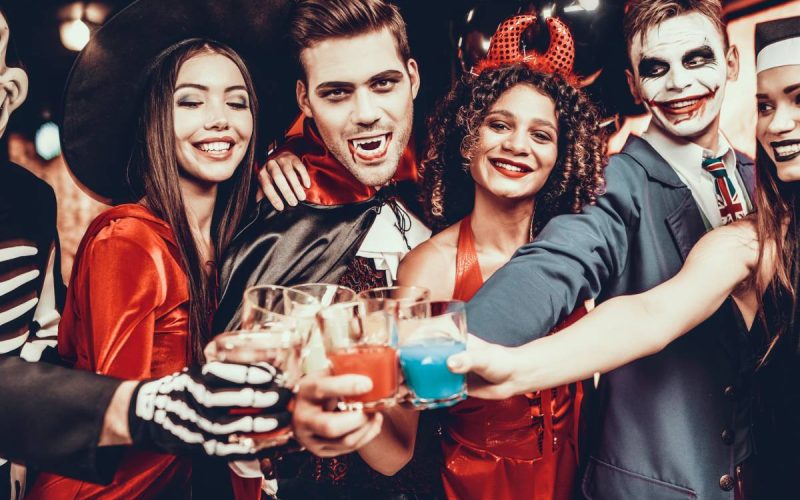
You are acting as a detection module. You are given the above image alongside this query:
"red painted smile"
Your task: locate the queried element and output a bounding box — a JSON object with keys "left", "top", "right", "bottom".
{"left": 649, "top": 90, "right": 717, "bottom": 117}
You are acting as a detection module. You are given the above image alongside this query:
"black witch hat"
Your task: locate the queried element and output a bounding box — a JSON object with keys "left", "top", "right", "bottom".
{"left": 61, "top": 0, "right": 296, "bottom": 203}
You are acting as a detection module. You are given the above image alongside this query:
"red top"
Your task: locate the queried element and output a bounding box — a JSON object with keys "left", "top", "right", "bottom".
{"left": 28, "top": 204, "right": 192, "bottom": 499}
{"left": 442, "top": 215, "right": 586, "bottom": 500}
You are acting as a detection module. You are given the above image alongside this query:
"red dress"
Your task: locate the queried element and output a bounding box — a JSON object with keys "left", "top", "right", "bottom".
{"left": 441, "top": 215, "right": 586, "bottom": 500}
{"left": 27, "top": 205, "right": 191, "bottom": 499}
{"left": 27, "top": 205, "right": 262, "bottom": 500}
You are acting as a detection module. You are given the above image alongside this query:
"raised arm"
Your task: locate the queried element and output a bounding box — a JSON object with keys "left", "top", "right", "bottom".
{"left": 450, "top": 221, "right": 760, "bottom": 398}
{"left": 466, "top": 159, "right": 640, "bottom": 346}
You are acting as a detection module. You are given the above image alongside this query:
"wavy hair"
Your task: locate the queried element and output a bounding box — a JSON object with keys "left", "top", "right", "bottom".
{"left": 421, "top": 64, "right": 606, "bottom": 233}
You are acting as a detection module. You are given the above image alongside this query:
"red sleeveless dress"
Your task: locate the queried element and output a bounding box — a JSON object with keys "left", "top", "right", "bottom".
{"left": 441, "top": 215, "right": 586, "bottom": 500}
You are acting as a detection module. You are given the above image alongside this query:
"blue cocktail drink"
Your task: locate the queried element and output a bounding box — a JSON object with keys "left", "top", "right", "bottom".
{"left": 399, "top": 337, "right": 467, "bottom": 408}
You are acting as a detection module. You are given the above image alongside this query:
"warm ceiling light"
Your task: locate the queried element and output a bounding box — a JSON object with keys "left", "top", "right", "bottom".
{"left": 579, "top": 0, "right": 600, "bottom": 11}
{"left": 60, "top": 19, "right": 90, "bottom": 51}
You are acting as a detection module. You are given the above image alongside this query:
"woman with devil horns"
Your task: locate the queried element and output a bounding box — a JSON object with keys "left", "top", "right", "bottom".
{"left": 369, "top": 15, "right": 607, "bottom": 500}
{"left": 447, "top": 15, "right": 800, "bottom": 499}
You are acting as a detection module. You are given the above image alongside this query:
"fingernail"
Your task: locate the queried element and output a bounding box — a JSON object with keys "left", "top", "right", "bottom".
{"left": 447, "top": 357, "right": 462, "bottom": 370}
{"left": 298, "top": 192, "right": 306, "bottom": 201}
{"left": 355, "top": 379, "right": 371, "bottom": 392}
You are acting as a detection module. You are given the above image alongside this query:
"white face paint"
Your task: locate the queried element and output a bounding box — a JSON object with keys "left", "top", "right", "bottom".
{"left": 628, "top": 13, "right": 733, "bottom": 146}
{"left": 0, "top": 12, "right": 29, "bottom": 139}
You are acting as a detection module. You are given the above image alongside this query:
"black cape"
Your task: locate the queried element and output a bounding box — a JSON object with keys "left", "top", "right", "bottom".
{"left": 214, "top": 196, "right": 384, "bottom": 333}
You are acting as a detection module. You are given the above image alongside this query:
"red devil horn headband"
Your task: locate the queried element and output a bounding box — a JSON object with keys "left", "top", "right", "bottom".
{"left": 474, "top": 14, "right": 577, "bottom": 84}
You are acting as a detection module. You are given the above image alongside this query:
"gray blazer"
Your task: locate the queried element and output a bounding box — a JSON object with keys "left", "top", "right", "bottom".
{"left": 467, "top": 135, "right": 756, "bottom": 499}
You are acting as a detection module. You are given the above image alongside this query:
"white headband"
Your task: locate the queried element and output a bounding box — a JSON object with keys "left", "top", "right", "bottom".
{"left": 756, "top": 36, "right": 800, "bottom": 73}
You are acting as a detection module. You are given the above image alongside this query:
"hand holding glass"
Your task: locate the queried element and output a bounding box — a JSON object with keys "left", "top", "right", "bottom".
{"left": 397, "top": 300, "right": 468, "bottom": 410}
{"left": 318, "top": 301, "right": 398, "bottom": 411}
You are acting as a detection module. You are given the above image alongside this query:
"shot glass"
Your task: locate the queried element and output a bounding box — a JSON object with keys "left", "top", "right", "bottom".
{"left": 318, "top": 301, "right": 399, "bottom": 411}
{"left": 289, "top": 284, "right": 357, "bottom": 373}
{"left": 242, "top": 285, "right": 319, "bottom": 343}
{"left": 358, "top": 286, "right": 431, "bottom": 345}
{"left": 208, "top": 322, "right": 303, "bottom": 449}
{"left": 397, "top": 300, "right": 468, "bottom": 410}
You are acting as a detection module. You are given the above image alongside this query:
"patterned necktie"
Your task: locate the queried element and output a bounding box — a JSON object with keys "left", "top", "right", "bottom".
{"left": 702, "top": 156, "right": 746, "bottom": 224}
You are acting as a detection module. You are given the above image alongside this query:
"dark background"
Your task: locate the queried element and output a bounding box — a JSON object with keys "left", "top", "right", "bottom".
{"left": 2, "top": 0, "right": 792, "bottom": 156}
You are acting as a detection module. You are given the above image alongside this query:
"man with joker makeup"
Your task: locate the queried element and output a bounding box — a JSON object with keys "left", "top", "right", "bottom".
{"left": 465, "top": 0, "right": 756, "bottom": 498}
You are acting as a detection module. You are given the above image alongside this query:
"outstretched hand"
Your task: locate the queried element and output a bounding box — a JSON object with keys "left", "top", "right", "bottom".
{"left": 447, "top": 335, "right": 519, "bottom": 400}
{"left": 128, "top": 361, "right": 292, "bottom": 459}
{"left": 256, "top": 150, "right": 310, "bottom": 210}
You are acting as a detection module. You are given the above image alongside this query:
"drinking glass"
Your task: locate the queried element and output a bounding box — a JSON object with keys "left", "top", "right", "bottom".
{"left": 208, "top": 321, "right": 303, "bottom": 449}
{"left": 289, "top": 284, "right": 356, "bottom": 373}
{"left": 291, "top": 283, "right": 357, "bottom": 306}
{"left": 397, "top": 300, "right": 468, "bottom": 410}
{"left": 318, "top": 301, "right": 399, "bottom": 411}
{"left": 358, "top": 286, "right": 431, "bottom": 345}
{"left": 242, "top": 285, "right": 319, "bottom": 342}
{"left": 357, "top": 286, "right": 431, "bottom": 311}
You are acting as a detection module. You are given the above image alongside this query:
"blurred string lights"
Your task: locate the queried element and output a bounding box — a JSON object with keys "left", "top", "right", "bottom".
{"left": 58, "top": 2, "right": 110, "bottom": 52}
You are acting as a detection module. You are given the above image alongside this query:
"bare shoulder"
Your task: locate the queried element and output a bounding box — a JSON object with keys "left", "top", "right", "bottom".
{"left": 398, "top": 225, "right": 459, "bottom": 299}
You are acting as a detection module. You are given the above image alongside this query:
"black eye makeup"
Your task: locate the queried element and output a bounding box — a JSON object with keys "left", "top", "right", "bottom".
{"left": 176, "top": 94, "right": 203, "bottom": 108}
{"left": 682, "top": 45, "right": 717, "bottom": 69}
{"left": 638, "top": 58, "right": 670, "bottom": 80}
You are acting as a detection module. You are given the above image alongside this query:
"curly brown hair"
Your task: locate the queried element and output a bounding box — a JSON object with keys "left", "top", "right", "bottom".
{"left": 420, "top": 64, "right": 607, "bottom": 233}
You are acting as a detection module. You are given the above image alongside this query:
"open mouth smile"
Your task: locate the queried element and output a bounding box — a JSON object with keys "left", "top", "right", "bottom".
{"left": 651, "top": 90, "right": 716, "bottom": 116}
{"left": 194, "top": 137, "right": 235, "bottom": 159}
{"left": 771, "top": 139, "right": 800, "bottom": 162}
{"left": 348, "top": 133, "right": 392, "bottom": 162}
{"left": 490, "top": 158, "right": 533, "bottom": 179}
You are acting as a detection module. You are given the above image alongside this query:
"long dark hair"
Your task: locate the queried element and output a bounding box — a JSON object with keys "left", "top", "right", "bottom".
{"left": 127, "top": 38, "right": 257, "bottom": 364}
{"left": 421, "top": 64, "right": 606, "bottom": 233}
{"left": 754, "top": 143, "right": 799, "bottom": 361}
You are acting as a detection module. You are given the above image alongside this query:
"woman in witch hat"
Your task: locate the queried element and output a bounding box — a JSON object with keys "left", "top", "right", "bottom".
{"left": 448, "top": 15, "right": 800, "bottom": 499}
{"left": 26, "top": 0, "right": 296, "bottom": 498}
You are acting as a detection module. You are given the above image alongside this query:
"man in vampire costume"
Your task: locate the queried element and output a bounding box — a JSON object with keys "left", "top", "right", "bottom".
{"left": 214, "top": 0, "right": 429, "bottom": 331}
{"left": 213, "top": 0, "right": 436, "bottom": 498}
{"left": 465, "top": 0, "right": 758, "bottom": 498}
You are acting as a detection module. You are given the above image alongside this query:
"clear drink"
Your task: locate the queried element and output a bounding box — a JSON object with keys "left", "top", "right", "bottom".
{"left": 210, "top": 324, "right": 302, "bottom": 448}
